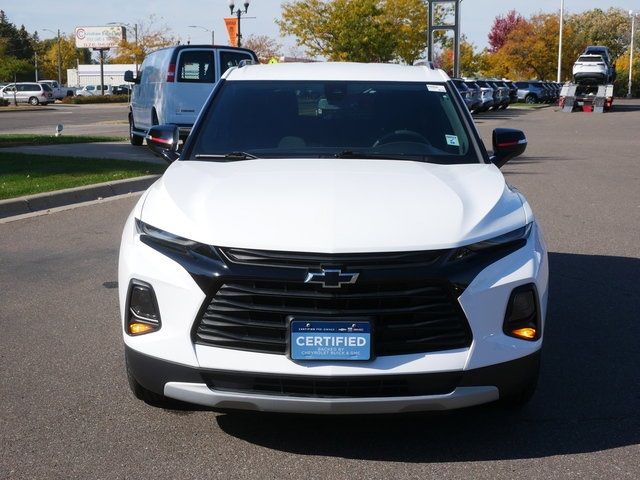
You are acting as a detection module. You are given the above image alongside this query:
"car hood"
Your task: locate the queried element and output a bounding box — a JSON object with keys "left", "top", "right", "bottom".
{"left": 140, "top": 158, "right": 527, "bottom": 253}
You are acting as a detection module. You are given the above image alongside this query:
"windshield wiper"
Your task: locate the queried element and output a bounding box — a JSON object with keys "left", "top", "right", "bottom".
{"left": 194, "top": 152, "right": 259, "bottom": 161}
{"left": 334, "top": 150, "right": 422, "bottom": 161}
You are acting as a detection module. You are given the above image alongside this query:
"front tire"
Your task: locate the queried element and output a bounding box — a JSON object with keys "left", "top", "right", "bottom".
{"left": 525, "top": 94, "right": 536, "bottom": 104}
{"left": 29, "top": 96, "right": 39, "bottom": 106}
{"left": 129, "top": 114, "right": 144, "bottom": 146}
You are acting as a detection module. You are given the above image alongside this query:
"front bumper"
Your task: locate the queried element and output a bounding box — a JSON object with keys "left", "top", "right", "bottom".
{"left": 119, "top": 202, "right": 549, "bottom": 413}
{"left": 126, "top": 346, "right": 540, "bottom": 414}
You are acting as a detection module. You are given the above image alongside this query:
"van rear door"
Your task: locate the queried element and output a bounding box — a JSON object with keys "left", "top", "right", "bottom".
{"left": 164, "top": 49, "right": 218, "bottom": 127}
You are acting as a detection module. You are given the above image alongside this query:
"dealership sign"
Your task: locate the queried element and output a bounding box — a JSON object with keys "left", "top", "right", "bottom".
{"left": 75, "top": 26, "right": 126, "bottom": 49}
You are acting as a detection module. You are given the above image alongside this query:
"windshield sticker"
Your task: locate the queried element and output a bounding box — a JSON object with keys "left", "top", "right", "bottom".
{"left": 445, "top": 135, "right": 460, "bottom": 146}
{"left": 427, "top": 84, "right": 446, "bottom": 93}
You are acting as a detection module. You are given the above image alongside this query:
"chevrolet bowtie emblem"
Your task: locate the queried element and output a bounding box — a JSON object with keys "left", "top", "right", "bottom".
{"left": 304, "top": 269, "right": 359, "bottom": 288}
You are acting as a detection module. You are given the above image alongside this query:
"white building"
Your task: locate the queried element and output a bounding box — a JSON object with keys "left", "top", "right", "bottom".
{"left": 67, "top": 64, "right": 137, "bottom": 87}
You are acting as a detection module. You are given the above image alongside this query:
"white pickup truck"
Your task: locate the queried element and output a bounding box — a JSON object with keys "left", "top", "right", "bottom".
{"left": 38, "top": 80, "right": 76, "bottom": 100}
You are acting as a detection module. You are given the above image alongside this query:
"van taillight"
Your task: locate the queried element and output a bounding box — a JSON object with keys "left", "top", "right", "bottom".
{"left": 167, "top": 63, "right": 176, "bottom": 82}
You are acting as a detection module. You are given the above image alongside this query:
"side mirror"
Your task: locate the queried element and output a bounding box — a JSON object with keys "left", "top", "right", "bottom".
{"left": 146, "top": 125, "right": 180, "bottom": 163}
{"left": 124, "top": 70, "right": 140, "bottom": 85}
{"left": 491, "top": 128, "right": 527, "bottom": 168}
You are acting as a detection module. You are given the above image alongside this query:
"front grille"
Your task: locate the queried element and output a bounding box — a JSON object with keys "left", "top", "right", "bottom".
{"left": 219, "top": 247, "right": 446, "bottom": 269}
{"left": 204, "top": 370, "right": 462, "bottom": 398}
{"left": 194, "top": 279, "right": 472, "bottom": 356}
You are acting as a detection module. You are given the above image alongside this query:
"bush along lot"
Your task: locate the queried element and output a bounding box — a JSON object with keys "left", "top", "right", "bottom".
{"left": 60, "top": 94, "right": 130, "bottom": 104}
{"left": 0, "top": 134, "right": 127, "bottom": 148}
{"left": 0, "top": 152, "right": 165, "bottom": 200}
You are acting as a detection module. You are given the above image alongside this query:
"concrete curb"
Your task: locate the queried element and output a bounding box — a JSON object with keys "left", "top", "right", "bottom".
{"left": 0, "top": 175, "right": 159, "bottom": 219}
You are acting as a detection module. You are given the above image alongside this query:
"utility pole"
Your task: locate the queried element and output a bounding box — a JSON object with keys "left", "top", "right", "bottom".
{"left": 557, "top": 0, "right": 564, "bottom": 83}
{"left": 43, "top": 28, "right": 63, "bottom": 85}
{"left": 34, "top": 53, "right": 39, "bottom": 82}
{"left": 57, "top": 29, "right": 62, "bottom": 85}
{"left": 628, "top": 11, "right": 636, "bottom": 98}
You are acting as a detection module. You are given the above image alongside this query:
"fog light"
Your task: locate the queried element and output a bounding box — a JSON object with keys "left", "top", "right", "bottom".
{"left": 126, "top": 280, "right": 161, "bottom": 336}
{"left": 511, "top": 327, "right": 537, "bottom": 340}
{"left": 503, "top": 284, "right": 540, "bottom": 341}
{"left": 129, "top": 322, "right": 156, "bottom": 335}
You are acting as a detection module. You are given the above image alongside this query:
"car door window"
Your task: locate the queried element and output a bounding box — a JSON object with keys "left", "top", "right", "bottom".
{"left": 219, "top": 51, "right": 254, "bottom": 75}
{"left": 178, "top": 50, "right": 216, "bottom": 83}
{"left": 87, "top": 86, "right": 95, "bottom": 91}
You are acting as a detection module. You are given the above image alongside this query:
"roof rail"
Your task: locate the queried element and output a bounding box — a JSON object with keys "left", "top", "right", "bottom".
{"left": 238, "top": 59, "right": 257, "bottom": 68}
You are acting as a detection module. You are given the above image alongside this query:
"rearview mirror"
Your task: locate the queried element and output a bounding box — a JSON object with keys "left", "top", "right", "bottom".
{"left": 124, "top": 70, "right": 139, "bottom": 85}
{"left": 491, "top": 128, "right": 527, "bottom": 168}
{"left": 146, "top": 125, "right": 180, "bottom": 163}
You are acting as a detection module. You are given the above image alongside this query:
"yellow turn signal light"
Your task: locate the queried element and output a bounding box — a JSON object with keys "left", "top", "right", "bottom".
{"left": 511, "top": 327, "right": 537, "bottom": 340}
{"left": 128, "top": 322, "right": 156, "bottom": 335}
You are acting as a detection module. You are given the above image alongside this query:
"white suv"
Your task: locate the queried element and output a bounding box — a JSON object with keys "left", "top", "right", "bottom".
{"left": 119, "top": 62, "right": 548, "bottom": 414}
{"left": 573, "top": 55, "right": 610, "bottom": 84}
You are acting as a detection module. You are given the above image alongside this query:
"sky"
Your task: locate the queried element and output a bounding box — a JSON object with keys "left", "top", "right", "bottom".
{"left": 3, "top": 0, "right": 639, "bottom": 55}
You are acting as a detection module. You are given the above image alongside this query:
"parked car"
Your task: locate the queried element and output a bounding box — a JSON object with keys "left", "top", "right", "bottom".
{"left": 125, "top": 44, "right": 258, "bottom": 146}
{"left": 515, "top": 81, "right": 549, "bottom": 104}
{"left": 463, "top": 81, "right": 483, "bottom": 112}
{"left": 38, "top": 80, "right": 75, "bottom": 100}
{"left": 451, "top": 78, "right": 474, "bottom": 110}
{"left": 75, "top": 84, "right": 112, "bottom": 96}
{"left": 476, "top": 80, "right": 505, "bottom": 111}
{"left": 572, "top": 55, "right": 611, "bottom": 84}
{"left": 504, "top": 81, "right": 519, "bottom": 104}
{"left": 0, "top": 82, "right": 53, "bottom": 105}
{"left": 470, "top": 80, "right": 495, "bottom": 112}
{"left": 490, "top": 81, "right": 511, "bottom": 110}
{"left": 112, "top": 84, "right": 132, "bottom": 95}
{"left": 121, "top": 62, "right": 548, "bottom": 414}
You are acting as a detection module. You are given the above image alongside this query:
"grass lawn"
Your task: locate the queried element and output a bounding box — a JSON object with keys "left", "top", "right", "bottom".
{"left": 0, "top": 134, "right": 127, "bottom": 148}
{"left": 0, "top": 152, "right": 165, "bottom": 200}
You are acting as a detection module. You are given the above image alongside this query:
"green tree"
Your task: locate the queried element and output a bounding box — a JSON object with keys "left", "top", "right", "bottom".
{"left": 278, "top": 0, "right": 428, "bottom": 64}
{"left": 39, "top": 34, "right": 90, "bottom": 83}
{"left": 568, "top": 8, "right": 632, "bottom": 61}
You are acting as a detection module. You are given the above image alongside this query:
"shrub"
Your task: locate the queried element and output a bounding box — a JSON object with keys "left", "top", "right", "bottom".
{"left": 61, "top": 94, "right": 129, "bottom": 104}
{"left": 0, "top": 98, "right": 9, "bottom": 107}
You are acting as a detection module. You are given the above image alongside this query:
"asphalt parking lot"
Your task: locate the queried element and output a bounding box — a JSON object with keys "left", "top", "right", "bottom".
{"left": 1, "top": 102, "right": 639, "bottom": 479}
{"left": 0, "top": 103, "right": 128, "bottom": 137}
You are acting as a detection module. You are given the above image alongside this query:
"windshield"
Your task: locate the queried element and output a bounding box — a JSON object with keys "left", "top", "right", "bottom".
{"left": 189, "top": 80, "right": 480, "bottom": 164}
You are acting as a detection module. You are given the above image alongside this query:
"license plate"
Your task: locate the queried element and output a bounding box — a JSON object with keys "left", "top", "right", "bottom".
{"left": 290, "top": 319, "right": 372, "bottom": 361}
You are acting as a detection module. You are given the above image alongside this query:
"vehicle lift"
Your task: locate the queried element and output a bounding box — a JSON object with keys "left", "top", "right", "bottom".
{"left": 559, "top": 84, "right": 614, "bottom": 113}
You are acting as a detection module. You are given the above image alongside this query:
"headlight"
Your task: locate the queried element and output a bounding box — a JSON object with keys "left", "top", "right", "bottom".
{"left": 135, "top": 219, "right": 218, "bottom": 260}
{"left": 136, "top": 218, "right": 199, "bottom": 250}
{"left": 450, "top": 223, "right": 532, "bottom": 262}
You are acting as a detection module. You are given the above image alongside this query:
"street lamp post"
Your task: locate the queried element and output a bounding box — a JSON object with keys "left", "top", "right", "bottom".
{"left": 228, "top": 0, "right": 250, "bottom": 48}
{"left": 43, "top": 28, "right": 62, "bottom": 85}
{"left": 188, "top": 25, "right": 215, "bottom": 45}
{"left": 557, "top": 0, "right": 564, "bottom": 83}
{"left": 628, "top": 11, "right": 637, "bottom": 98}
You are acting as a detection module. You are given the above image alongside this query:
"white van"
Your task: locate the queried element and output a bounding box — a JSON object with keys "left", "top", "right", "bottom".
{"left": 125, "top": 45, "right": 258, "bottom": 145}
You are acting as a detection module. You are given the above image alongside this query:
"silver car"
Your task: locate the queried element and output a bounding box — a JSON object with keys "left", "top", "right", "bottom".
{"left": 1, "top": 82, "right": 54, "bottom": 105}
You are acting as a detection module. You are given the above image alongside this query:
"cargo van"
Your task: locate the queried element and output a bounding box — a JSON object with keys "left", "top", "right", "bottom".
{"left": 125, "top": 45, "right": 258, "bottom": 145}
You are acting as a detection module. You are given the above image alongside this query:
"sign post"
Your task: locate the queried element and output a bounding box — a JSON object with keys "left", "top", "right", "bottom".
{"left": 75, "top": 26, "right": 126, "bottom": 94}
{"left": 427, "top": 0, "right": 462, "bottom": 77}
